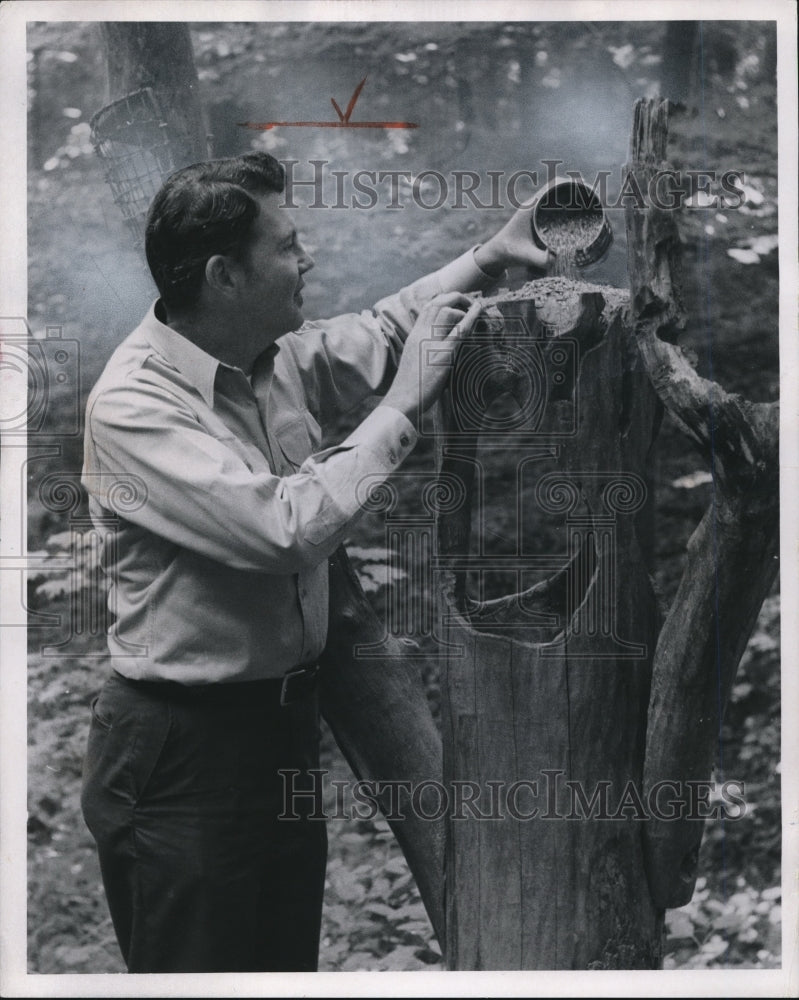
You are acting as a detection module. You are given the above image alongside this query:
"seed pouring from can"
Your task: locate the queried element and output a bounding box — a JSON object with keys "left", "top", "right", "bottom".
{"left": 531, "top": 176, "right": 613, "bottom": 270}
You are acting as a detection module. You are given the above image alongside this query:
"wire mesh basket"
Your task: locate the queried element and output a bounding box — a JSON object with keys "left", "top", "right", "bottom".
{"left": 90, "top": 88, "right": 189, "bottom": 250}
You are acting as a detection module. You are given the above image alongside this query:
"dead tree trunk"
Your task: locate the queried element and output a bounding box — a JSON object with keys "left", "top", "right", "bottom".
{"left": 434, "top": 98, "right": 778, "bottom": 968}
{"left": 437, "top": 283, "right": 663, "bottom": 970}
{"left": 628, "top": 99, "right": 780, "bottom": 908}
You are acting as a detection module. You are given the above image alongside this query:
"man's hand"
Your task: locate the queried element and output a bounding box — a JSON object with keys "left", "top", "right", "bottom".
{"left": 381, "top": 292, "right": 483, "bottom": 427}
{"left": 474, "top": 206, "right": 552, "bottom": 276}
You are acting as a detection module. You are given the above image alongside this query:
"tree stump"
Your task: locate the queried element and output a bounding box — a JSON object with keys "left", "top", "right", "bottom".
{"left": 317, "top": 98, "right": 778, "bottom": 974}
{"left": 437, "top": 281, "right": 664, "bottom": 969}
{"left": 435, "top": 97, "right": 778, "bottom": 969}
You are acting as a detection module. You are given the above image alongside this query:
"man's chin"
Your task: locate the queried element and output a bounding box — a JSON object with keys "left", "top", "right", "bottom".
{"left": 272, "top": 309, "right": 305, "bottom": 341}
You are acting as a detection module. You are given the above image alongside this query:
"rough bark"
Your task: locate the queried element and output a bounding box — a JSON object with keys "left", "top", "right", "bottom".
{"left": 626, "top": 98, "right": 780, "bottom": 908}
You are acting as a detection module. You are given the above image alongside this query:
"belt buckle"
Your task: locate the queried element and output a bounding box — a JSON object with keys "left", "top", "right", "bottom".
{"left": 280, "top": 663, "right": 319, "bottom": 707}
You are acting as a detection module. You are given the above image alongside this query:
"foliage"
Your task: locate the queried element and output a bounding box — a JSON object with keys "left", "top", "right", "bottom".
{"left": 28, "top": 529, "right": 101, "bottom": 604}
{"left": 664, "top": 879, "right": 781, "bottom": 969}
{"left": 345, "top": 546, "right": 408, "bottom": 595}
{"left": 320, "top": 822, "right": 442, "bottom": 971}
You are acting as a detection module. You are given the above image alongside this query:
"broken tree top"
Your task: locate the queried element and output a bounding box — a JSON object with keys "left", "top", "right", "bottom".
{"left": 472, "top": 277, "right": 631, "bottom": 329}
{"left": 477, "top": 277, "right": 628, "bottom": 307}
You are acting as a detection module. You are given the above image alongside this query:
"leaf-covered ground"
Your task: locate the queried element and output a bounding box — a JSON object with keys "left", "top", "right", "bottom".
{"left": 26, "top": 576, "right": 780, "bottom": 973}
{"left": 27, "top": 629, "right": 444, "bottom": 973}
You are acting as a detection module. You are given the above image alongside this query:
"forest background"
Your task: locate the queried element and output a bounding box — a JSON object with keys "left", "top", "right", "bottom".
{"left": 21, "top": 17, "right": 781, "bottom": 973}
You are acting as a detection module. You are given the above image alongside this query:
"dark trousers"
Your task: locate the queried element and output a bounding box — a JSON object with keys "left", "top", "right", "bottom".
{"left": 80, "top": 671, "right": 328, "bottom": 973}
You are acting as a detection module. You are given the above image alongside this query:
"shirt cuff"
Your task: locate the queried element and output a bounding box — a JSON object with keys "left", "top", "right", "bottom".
{"left": 301, "top": 404, "right": 418, "bottom": 546}
{"left": 343, "top": 403, "right": 418, "bottom": 471}
{"left": 432, "top": 246, "right": 505, "bottom": 294}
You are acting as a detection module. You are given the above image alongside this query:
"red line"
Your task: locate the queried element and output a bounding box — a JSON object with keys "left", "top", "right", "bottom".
{"left": 238, "top": 121, "right": 418, "bottom": 131}
{"left": 343, "top": 77, "right": 368, "bottom": 123}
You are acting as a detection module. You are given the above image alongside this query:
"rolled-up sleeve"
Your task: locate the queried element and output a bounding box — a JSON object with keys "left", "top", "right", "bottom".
{"left": 84, "top": 380, "right": 416, "bottom": 574}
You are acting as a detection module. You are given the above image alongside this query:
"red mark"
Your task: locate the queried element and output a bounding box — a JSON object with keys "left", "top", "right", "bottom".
{"left": 238, "top": 77, "right": 418, "bottom": 132}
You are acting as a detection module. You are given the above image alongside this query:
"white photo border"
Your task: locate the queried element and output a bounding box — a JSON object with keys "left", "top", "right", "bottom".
{"left": 2, "top": 1, "right": 796, "bottom": 996}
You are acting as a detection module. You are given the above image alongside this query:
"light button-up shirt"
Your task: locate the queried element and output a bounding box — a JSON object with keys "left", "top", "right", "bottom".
{"left": 82, "top": 248, "right": 497, "bottom": 683}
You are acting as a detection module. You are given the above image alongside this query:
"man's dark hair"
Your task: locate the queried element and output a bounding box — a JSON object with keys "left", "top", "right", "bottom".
{"left": 145, "top": 151, "right": 285, "bottom": 310}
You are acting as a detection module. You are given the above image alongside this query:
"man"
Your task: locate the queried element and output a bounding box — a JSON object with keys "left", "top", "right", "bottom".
{"left": 80, "top": 151, "right": 548, "bottom": 973}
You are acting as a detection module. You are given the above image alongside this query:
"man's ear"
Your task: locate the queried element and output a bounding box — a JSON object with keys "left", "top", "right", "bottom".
{"left": 205, "top": 254, "right": 240, "bottom": 296}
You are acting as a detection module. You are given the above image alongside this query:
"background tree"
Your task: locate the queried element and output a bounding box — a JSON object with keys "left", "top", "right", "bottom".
{"left": 660, "top": 22, "right": 699, "bottom": 104}
{"left": 100, "top": 23, "right": 209, "bottom": 161}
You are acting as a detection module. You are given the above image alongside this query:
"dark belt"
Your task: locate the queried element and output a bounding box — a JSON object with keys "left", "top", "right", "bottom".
{"left": 111, "top": 663, "right": 320, "bottom": 708}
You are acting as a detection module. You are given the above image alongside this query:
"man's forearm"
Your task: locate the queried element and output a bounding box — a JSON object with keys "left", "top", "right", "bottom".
{"left": 473, "top": 241, "right": 509, "bottom": 278}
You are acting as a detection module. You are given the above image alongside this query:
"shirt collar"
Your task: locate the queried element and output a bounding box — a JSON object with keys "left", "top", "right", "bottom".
{"left": 140, "top": 301, "right": 280, "bottom": 408}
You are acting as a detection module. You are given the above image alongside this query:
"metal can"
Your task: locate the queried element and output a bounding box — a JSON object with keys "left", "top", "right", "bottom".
{"left": 531, "top": 176, "right": 613, "bottom": 268}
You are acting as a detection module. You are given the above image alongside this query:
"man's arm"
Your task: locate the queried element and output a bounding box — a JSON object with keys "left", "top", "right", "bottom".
{"left": 281, "top": 247, "right": 500, "bottom": 424}
{"left": 473, "top": 205, "right": 553, "bottom": 276}
{"left": 84, "top": 379, "right": 415, "bottom": 573}
{"left": 83, "top": 295, "right": 479, "bottom": 574}
{"left": 284, "top": 212, "right": 550, "bottom": 424}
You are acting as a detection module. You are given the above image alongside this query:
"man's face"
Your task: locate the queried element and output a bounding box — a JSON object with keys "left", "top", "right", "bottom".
{"left": 236, "top": 191, "right": 314, "bottom": 344}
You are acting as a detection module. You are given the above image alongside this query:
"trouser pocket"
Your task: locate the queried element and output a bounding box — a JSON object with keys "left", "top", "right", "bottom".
{"left": 81, "top": 674, "right": 173, "bottom": 833}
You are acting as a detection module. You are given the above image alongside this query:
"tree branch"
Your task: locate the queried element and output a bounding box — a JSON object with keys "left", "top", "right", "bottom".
{"left": 627, "top": 99, "right": 780, "bottom": 908}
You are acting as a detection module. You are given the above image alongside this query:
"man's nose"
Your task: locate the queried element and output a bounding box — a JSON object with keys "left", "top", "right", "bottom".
{"left": 298, "top": 245, "right": 315, "bottom": 273}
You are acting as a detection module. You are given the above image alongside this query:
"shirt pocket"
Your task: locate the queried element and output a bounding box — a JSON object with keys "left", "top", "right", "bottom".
{"left": 276, "top": 411, "right": 321, "bottom": 470}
